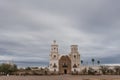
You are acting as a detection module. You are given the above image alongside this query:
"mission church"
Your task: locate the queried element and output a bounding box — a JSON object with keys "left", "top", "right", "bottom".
{"left": 49, "top": 40, "right": 80, "bottom": 74}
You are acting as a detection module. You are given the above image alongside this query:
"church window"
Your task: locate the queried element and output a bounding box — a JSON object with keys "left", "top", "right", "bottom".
{"left": 53, "top": 63, "right": 57, "bottom": 68}
{"left": 54, "top": 55, "right": 56, "bottom": 58}
{"left": 73, "top": 64, "right": 77, "bottom": 68}
{"left": 74, "top": 69, "right": 76, "bottom": 72}
{"left": 62, "top": 63, "right": 68, "bottom": 68}
{"left": 74, "top": 55, "right": 76, "bottom": 58}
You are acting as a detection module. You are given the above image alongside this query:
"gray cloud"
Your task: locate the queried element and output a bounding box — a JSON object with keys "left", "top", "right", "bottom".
{"left": 0, "top": 0, "right": 120, "bottom": 67}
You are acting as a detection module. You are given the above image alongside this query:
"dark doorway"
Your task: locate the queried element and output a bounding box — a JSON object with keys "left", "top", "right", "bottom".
{"left": 64, "top": 69, "right": 67, "bottom": 74}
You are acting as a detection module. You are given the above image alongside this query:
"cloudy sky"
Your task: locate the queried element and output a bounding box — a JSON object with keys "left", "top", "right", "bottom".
{"left": 0, "top": 0, "right": 120, "bottom": 67}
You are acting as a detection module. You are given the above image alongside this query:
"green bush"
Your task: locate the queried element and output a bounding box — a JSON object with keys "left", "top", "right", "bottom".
{"left": 0, "top": 63, "right": 17, "bottom": 75}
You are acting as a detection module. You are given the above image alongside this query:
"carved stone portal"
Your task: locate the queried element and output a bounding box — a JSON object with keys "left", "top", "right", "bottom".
{"left": 59, "top": 55, "right": 71, "bottom": 74}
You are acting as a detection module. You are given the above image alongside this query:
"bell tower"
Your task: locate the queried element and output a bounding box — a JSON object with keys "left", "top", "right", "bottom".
{"left": 49, "top": 40, "right": 59, "bottom": 72}
{"left": 51, "top": 40, "right": 58, "bottom": 53}
{"left": 70, "top": 45, "right": 80, "bottom": 72}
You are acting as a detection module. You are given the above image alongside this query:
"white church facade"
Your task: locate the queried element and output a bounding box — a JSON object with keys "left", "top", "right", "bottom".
{"left": 49, "top": 40, "right": 81, "bottom": 74}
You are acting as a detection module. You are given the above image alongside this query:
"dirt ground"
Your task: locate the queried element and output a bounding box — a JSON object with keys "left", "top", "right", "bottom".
{"left": 0, "top": 75, "right": 120, "bottom": 80}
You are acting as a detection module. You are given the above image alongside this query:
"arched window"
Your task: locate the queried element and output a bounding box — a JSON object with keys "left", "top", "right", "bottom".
{"left": 62, "top": 63, "right": 68, "bottom": 68}
{"left": 74, "top": 69, "right": 76, "bottom": 72}
{"left": 53, "top": 63, "right": 57, "bottom": 68}
{"left": 73, "top": 64, "right": 77, "bottom": 68}
{"left": 54, "top": 55, "right": 56, "bottom": 58}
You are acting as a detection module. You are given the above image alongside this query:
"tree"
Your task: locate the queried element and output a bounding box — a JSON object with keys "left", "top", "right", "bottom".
{"left": 0, "top": 63, "right": 17, "bottom": 75}
{"left": 81, "top": 60, "right": 83, "bottom": 65}
{"left": 99, "top": 66, "right": 109, "bottom": 75}
{"left": 88, "top": 67, "right": 96, "bottom": 75}
{"left": 97, "top": 60, "right": 100, "bottom": 65}
{"left": 114, "top": 66, "right": 120, "bottom": 75}
{"left": 91, "top": 58, "right": 95, "bottom": 66}
{"left": 44, "top": 67, "right": 49, "bottom": 75}
{"left": 81, "top": 68, "right": 87, "bottom": 75}
{"left": 25, "top": 67, "right": 31, "bottom": 70}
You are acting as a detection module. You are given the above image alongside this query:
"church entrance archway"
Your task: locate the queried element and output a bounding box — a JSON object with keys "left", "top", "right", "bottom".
{"left": 59, "top": 55, "right": 71, "bottom": 74}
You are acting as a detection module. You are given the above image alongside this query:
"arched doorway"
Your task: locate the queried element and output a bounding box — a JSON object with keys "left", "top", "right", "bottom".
{"left": 59, "top": 55, "right": 71, "bottom": 74}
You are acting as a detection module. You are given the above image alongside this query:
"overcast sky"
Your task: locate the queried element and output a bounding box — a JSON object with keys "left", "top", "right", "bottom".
{"left": 0, "top": 0, "right": 120, "bottom": 67}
